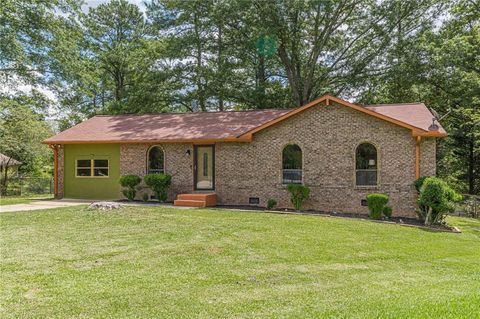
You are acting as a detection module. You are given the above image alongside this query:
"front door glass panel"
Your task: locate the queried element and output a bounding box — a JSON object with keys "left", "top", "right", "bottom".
{"left": 195, "top": 146, "right": 214, "bottom": 190}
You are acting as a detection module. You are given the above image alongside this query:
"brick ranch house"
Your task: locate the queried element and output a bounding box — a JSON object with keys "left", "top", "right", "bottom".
{"left": 43, "top": 95, "right": 446, "bottom": 217}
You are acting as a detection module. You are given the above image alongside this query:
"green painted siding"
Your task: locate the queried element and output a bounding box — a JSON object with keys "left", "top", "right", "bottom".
{"left": 64, "top": 144, "right": 120, "bottom": 199}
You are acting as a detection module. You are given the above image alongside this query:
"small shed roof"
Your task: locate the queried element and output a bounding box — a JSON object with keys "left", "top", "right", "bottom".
{"left": 0, "top": 153, "right": 22, "bottom": 166}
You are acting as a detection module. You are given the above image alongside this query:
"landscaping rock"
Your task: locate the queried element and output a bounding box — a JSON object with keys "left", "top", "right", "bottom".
{"left": 88, "top": 202, "right": 122, "bottom": 210}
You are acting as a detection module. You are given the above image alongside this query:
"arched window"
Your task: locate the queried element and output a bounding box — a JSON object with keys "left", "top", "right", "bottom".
{"left": 147, "top": 146, "right": 164, "bottom": 174}
{"left": 356, "top": 143, "right": 377, "bottom": 186}
{"left": 282, "top": 144, "right": 302, "bottom": 184}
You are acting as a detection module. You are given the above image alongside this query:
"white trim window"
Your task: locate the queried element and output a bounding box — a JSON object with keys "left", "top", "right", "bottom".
{"left": 147, "top": 146, "right": 165, "bottom": 174}
{"left": 355, "top": 143, "right": 377, "bottom": 186}
{"left": 282, "top": 144, "right": 302, "bottom": 184}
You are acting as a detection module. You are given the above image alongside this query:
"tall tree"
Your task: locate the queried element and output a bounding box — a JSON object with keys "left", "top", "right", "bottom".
{"left": 426, "top": 0, "right": 480, "bottom": 194}
{"left": 254, "top": 0, "right": 446, "bottom": 106}
{"left": 50, "top": 0, "right": 175, "bottom": 117}
{"left": 0, "top": 0, "right": 79, "bottom": 86}
{"left": 0, "top": 95, "right": 54, "bottom": 193}
{"left": 359, "top": 0, "right": 479, "bottom": 194}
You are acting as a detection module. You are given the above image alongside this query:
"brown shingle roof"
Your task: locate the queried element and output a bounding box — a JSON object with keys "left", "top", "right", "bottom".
{"left": 0, "top": 153, "right": 22, "bottom": 166}
{"left": 365, "top": 103, "right": 446, "bottom": 135}
{"left": 44, "top": 109, "right": 291, "bottom": 144}
{"left": 44, "top": 95, "right": 446, "bottom": 144}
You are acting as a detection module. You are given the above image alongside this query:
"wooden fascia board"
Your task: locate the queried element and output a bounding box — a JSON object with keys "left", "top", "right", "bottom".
{"left": 42, "top": 136, "right": 253, "bottom": 145}
{"left": 412, "top": 130, "right": 447, "bottom": 137}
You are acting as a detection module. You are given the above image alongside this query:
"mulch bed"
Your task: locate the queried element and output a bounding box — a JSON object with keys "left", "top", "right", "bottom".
{"left": 215, "top": 205, "right": 460, "bottom": 233}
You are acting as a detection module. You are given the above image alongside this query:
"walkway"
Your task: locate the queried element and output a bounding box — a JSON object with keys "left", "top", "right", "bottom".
{"left": 0, "top": 199, "right": 194, "bottom": 213}
{"left": 0, "top": 199, "right": 90, "bottom": 213}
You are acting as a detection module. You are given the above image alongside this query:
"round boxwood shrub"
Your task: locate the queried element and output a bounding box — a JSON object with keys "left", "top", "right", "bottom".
{"left": 119, "top": 175, "right": 142, "bottom": 201}
{"left": 414, "top": 176, "right": 429, "bottom": 194}
{"left": 144, "top": 173, "right": 172, "bottom": 202}
{"left": 382, "top": 206, "right": 393, "bottom": 218}
{"left": 417, "top": 177, "right": 462, "bottom": 225}
{"left": 267, "top": 198, "right": 277, "bottom": 210}
{"left": 287, "top": 184, "right": 310, "bottom": 211}
{"left": 366, "top": 193, "right": 389, "bottom": 219}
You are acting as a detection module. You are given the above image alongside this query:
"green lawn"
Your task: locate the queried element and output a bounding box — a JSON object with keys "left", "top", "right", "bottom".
{"left": 0, "top": 194, "right": 53, "bottom": 206}
{"left": 1, "top": 206, "right": 479, "bottom": 318}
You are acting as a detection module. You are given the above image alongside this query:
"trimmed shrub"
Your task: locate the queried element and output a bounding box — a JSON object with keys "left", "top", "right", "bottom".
{"left": 366, "top": 193, "right": 389, "bottom": 219}
{"left": 287, "top": 184, "right": 310, "bottom": 211}
{"left": 119, "top": 175, "right": 141, "bottom": 201}
{"left": 383, "top": 206, "right": 393, "bottom": 218}
{"left": 142, "top": 193, "right": 149, "bottom": 202}
{"left": 414, "top": 176, "right": 428, "bottom": 194}
{"left": 144, "top": 173, "right": 172, "bottom": 202}
{"left": 417, "top": 177, "right": 462, "bottom": 225}
{"left": 267, "top": 198, "right": 277, "bottom": 210}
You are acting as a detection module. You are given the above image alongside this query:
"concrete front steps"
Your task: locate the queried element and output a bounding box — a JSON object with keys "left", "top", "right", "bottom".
{"left": 173, "top": 193, "right": 217, "bottom": 208}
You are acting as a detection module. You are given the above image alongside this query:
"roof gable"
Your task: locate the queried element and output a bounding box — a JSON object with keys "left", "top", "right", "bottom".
{"left": 237, "top": 95, "right": 446, "bottom": 139}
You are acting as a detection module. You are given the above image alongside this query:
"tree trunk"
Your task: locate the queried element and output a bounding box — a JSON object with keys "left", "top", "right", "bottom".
{"left": 217, "top": 22, "right": 224, "bottom": 111}
{"left": 468, "top": 138, "right": 474, "bottom": 194}
{"left": 1, "top": 159, "right": 11, "bottom": 196}
{"left": 194, "top": 11, "right": 205, "bottom": 112}
{"left": 256, "top": 54, "right": 267, "bottom": 109}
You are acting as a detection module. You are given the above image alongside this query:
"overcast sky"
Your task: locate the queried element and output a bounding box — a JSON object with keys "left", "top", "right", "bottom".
{"left": 82, "top": 0, "right": 146, "bottom": 11}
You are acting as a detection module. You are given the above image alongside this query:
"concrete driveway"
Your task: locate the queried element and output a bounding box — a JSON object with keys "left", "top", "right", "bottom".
{"left": 0, "top": 199, "right": 90, "bottom": 213}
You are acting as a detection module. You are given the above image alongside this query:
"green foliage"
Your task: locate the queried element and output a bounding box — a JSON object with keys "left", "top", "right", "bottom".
{"left": 142, "top": 193, "right": 149, "bottom": 202}
{"left": 143, "top": 173, "right": 172, "bottom": 202}
{"left": 119, "top": 175, "right": 141, "bottom": 201}
{"left": 0, "top": 97, "right": 54, "bottom": 194}
{"left": 382, "top": 206, "right": 393, "bottom": 218}
{"left": 414, "top": 176, "right": 429, "bottom": 194}
{"left": 287, "top": 184, "right": 310, "bottom": 211}
{"left": 119, "top": 175, "right": 142, "bottom": 189}
{"left": 0, "top": 0, "right": 80, "bottom": 83}
{"left": 366, "top": 193, "right": 389, "bottom": 220}
{"left": 267, "top": 198, "right": 277, "bottom": 210}
{"left": 417, "top": 177, "right": 462, "bottom": 225}
{"left": 360, "top": 1, "right": 480, "bottom": 195}
{"left": 121, "top": 189, "right": 135, "bottom": 202}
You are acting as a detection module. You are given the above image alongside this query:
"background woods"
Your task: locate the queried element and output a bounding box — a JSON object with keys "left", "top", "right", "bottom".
{"left": 0, "top": 0, "right": 478, "bottom": 195}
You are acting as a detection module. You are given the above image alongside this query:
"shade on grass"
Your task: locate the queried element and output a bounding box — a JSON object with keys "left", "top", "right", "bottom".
{"left": 0, "top": 206, "right": 479, "bottom": 318}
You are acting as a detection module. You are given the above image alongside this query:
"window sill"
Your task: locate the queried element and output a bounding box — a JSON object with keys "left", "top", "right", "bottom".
{"left": 281, "top": 182, "right": 304, "bottom": 187}
{"left": 354, "top": 185, "right": 379, "bottom": 191}
{"left": 75, "top": 176, "right": 110, "bottom": 179}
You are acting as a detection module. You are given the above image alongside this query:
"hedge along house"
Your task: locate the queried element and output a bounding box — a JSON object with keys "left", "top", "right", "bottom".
{"left": 43, "top": 95, "right": 446, "bottom": 217}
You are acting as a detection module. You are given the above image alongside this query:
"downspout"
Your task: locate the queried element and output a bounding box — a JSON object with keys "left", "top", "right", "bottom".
{"left": 49, "top": 145, "right": 58, "bottom": 198}
{"left": 415, "top": 136, "right": 421, "bottom": 179}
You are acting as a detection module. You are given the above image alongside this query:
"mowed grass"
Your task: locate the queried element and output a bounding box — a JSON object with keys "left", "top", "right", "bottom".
{"left": 0, "top": 194, "right": 53, "bottom": 206}
{"left": 1, "top": 206, "right": 479, "bottom": 318}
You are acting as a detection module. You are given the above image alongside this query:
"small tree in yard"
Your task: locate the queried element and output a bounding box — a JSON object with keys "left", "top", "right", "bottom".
{"left": 144, "top": 173, "right": 172, "bottom": 202}
{"left": 417, "top": 177, "right": 462, "bottom": 225}
{"left": 119, "top": 175, "right": 141, "bottom": 201}
{"left": 287, "top": 184, "right": 310, "bottom": 211}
